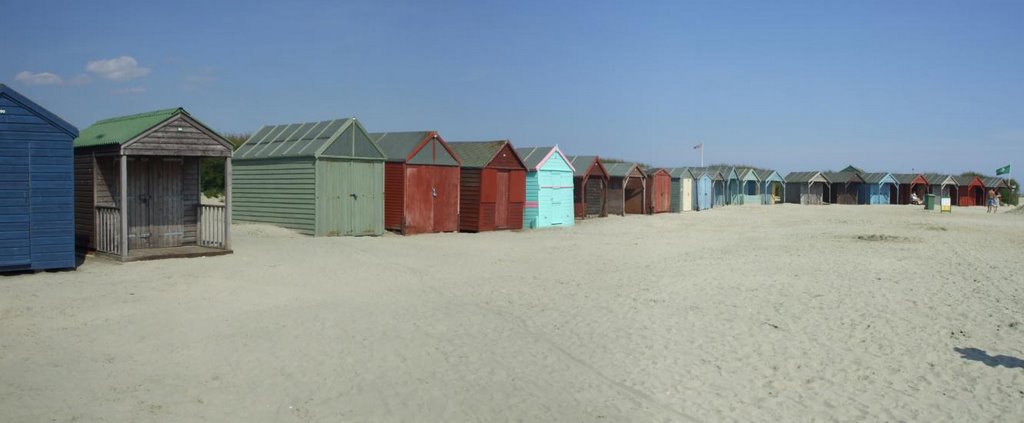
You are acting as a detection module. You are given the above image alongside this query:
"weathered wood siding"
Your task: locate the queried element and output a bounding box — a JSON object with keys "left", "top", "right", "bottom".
{"left": 74, "top": 153, "right": 95, "bottom": 248}
{"left": 123, "top": 116, "right": 232, "bottom": 157}
{"left": 646, "top": 171, "right": 671, "bottom": 214}
{"left": 0, "top": 95, "right": 75, "bottom": 270}
{"left": 384, "top": 162, "right": 405, "bottom": 231}
{"left": 233, "top": 158, "right": 317, "bottom": 234}
{"left": 402, "top": 165, "right": 459, "bottom": 235}
{"left": 459, "top": 169, "right": 482, "bottom": 232}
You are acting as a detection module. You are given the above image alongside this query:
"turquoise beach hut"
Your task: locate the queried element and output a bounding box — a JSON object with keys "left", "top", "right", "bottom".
{"left": 736, "top": 168, "right": 762, "bottom": 205}
{"left": 756, "top": 169, "right": 786, "bottom": 204}
{"left": 860, "top": 172, "right": 899, "bottom": 205}
{"left": 515, "top": 146, "right": 575, "bottom": 229}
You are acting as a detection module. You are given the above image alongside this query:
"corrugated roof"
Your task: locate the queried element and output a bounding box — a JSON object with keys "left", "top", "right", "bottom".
{"left": 236, "top": 118, "right": 384, "bottom": 160}
{"left": 369, "top": 131, "right": 431, "bottom": 161}
{"left": 604, "top": 162, "right": 642, "bottom": 178}
{"left": 922, "top": 173, "right": 955, "bottom": 185}
{"left": 823, "top": 172, "right": 864, "bottom": 183}
{"left": 0, "top": 84, "right": 78, "bottom": 137}
{"left": 514, "top": 146, "right": 563, "bottom": 171}
{"left": 664, "top": 167, "right": 695, "bottom": 179}
{"left": 785, "top": 171, "right": 827, "bottom": 183}
{"left": 75, "top": 108, "right": 183, "bottom": 148}
{"left": 982, "top": 177, "right": 1007, "bottom": 188}
{"left": 892, "top": 173, "right": 924, "bottom": 184}
{"left": 861, "top": 172, "right": 897, "bottom": 184}
{"left": 567, "top": 155, "right": 600, "bottom": 177}
{"left": 448, "top": 140, "right": 511, "bottom": 168}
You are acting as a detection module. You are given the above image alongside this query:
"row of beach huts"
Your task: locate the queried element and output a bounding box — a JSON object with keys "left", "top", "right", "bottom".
{"left": 0, "top": 84, "right": 1012, "bottom": 271}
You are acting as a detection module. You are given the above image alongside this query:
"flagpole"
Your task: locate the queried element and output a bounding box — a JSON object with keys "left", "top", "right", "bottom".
{"left": 701, "top": 144, "right": 704, "bottom": 167}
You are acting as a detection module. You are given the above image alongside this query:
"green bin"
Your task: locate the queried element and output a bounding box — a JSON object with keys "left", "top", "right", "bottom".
{"left": 924, "top": 194, "right": 936, "bottom": 210}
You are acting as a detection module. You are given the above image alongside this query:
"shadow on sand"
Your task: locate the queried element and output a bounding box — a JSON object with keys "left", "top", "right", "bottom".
{"left": 955, "top": 347, "right": 1024, "bottom": 369}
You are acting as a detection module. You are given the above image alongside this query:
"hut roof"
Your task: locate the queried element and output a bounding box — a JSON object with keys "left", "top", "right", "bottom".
{"left": 823, "top": 172, "right": 865, "bottom": 183}
{"left": 736, "top": 167, "right": 760, "bottom": 181}
{"left": 841, "top": 165, "right": 865, "bottom": 173}
{"left": 236, "top": 118, "right": 384, "bottom": 160}
{"left": 754, "top": 168, "right": 785, "bottom": 183}
{"left": 861, "top": 172, "right": 898, "bottom": 184}
{"left": 448, "top": 140, "right": 524, "bottom": 169}
{"left": 707, "top": 165, "right": 738, "bottom": 180}
{"left": 605, "top": 162, "right": 644, "bottom": 178}
{"left": 953, "top": 175, "right": 983, "bottom": 186}
{"left": 785, "top": 171, "right": 828, "bottom": 183}
{"left": 75, "top": 107, "right": 188, "bottom": 148}
{"left": 664, "top": 167, "right": 695, "bottom": 179}
{"left": 892, "top": 173, "right": 925, "bottom": 184}
{"left": 0, "top": 84, "right": 78, "bottom": 137}
{"left": 369, "top": 131, "right": 430, "bottom": 160}
{"left": 922, "top": 173, "right": 957, "bottom": 185}
{"left": 982, "top": 177, "right": 1007, "bottom": 188}
{"left": 566, "top": 155, "right": 607, "bottom": 178}
{"left": 515, "top": 146, "right": 574, "bottom": 172}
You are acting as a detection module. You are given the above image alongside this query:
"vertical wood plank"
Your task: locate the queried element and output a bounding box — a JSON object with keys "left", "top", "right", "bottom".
{"left": 224, "top": 157, "right": 232, "bottom": 250}
{"left": 119, "top": 155, "right": 128, "bottom": 258}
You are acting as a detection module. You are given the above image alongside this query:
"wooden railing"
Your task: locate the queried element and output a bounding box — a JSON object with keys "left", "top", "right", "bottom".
{"left": 198, "top": 204, "right": 227, "bottom": 248}
{"left": 95, "top": 206, "right": 121, "bottom": 255}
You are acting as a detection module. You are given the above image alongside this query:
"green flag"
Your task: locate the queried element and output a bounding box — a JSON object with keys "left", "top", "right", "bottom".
{"left": 996, "top": 165, "right": 1010, "bottom": 175}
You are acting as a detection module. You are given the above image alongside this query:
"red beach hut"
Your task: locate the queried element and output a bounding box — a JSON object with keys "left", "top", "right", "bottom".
{"left": 956, "top": 175, "right": 985, "bottom": 206}
{"left": 448, "top": 140, "right": 527, "bottom": 232}
{"left": 645, "top": 168, "right": 672, "bottom": 214}
{"left": 371, "top": 131, "right": 461, "bottom": 235}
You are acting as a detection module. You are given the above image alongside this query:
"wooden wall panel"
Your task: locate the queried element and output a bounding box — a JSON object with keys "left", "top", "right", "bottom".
{"left": 384, "top": 162, "right": 405, "bottom": 231}
{"left": 123, "top": 116, "right": 231, "bottom": 157}
{"left": 458, "top": 169, "right": 481, "bottom": 232}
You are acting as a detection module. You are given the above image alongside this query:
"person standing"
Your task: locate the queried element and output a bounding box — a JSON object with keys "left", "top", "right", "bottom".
{"left": 987, "top": 189, "right": 996, "bottom": 213}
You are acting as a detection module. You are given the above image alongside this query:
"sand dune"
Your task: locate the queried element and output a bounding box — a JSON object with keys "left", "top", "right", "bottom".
{"left": 1, "top": 205, "right": 1022, "bottom": 422}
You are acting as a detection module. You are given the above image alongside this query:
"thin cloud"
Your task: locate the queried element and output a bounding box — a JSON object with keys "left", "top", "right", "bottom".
{"left": 86, "top": 56, "right": 151, "bottom": 81}
{"left": 112, "top": 87, "right": 146, "bottom": 95}
{"left": 15, "top": 71, "right": 63, "bottom": 85}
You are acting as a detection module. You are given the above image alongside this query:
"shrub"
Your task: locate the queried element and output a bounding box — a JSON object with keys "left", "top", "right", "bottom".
{"left": 200, "top": 133, "right": 248, "bottom": 198}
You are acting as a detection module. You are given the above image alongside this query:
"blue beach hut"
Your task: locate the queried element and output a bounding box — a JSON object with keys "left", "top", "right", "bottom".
{"left": 859, "top": 173, "right": 899, "bottom": 205}
{"left": 515, "top": 146, "right": 575, "bottom": 228}
{"left": 0, "top": 84, "right": 78, "bottom": 271}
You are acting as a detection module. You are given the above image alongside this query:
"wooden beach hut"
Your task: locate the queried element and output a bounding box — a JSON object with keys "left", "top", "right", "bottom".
{"left": 666, "top": 168, "right": 695, "bottom": 212}
{"left": 0, "top": 84, "right": 78, "bottom": 271}
{"left": 566, "top": 155, "right": 608, "bottom": 219}
{"left": 955, "top": 175, "right": 985, "bottom": 206}
{"left": 644, "top": 168, "right": 672, "bottom": 214}
{"left": 516, "top": 146, "right": 575, "bottom": 229}
{"left": 893, "top": 173, "right": 928, "bottom": 204}
{"left": 824, "top": 172, "right": 866, "bottom": 205}
{"left": 756, "top": 169, "right": 786, "bottom": 205}
{"left": 74, "top": 108, "right": 234, "bottom": 261}
{"left": 982, "top": 177, "right": 1008, "bottom": 193}
{"left": 234, "top": 118, "right": 385, "bottom": 237}
{"left": 924, "top": 174, "right": 959, "bottom": 204}
{"left": 370, "top": 131, "right": 460, "bottom": 235}
{"left": 691, "top": 168, "right": 714, "bottom": 211}
{"left": 859, "top": 173, "right": 900, "bottom": 205}
{"left": 735, "top": 168, "right": 762, "bottom": 205}
{"left": 707, "top": 166, "right": 740, "bottom": 205}
{"left": 784, "top": 172, "right": 830, "bottom": 205}
{"left": 705, "top": 168, "right": 726, "bottom": 206}
{"left": 605, "top": 162, "right": 646, "bottom": 215}
{"left": 448, "top": 140, "right": 527, "bottom": 232}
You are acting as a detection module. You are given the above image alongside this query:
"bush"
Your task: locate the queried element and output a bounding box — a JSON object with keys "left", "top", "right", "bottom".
{"left": 999, "top": 178, "right": 1019, "bottom": 206}
{"left": 200, "top": 133, "right": 248, "bottom": 198}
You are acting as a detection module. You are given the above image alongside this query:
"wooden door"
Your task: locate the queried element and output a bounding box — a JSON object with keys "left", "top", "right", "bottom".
{"left": 682, "top": 179, "right": 693, "bottom": 211}
{"left": 150, "top": 158, "right": 184, "bottom": 248}
{"left": 404, "top": 166, "right": 433, "bottom": 234}
{"left": 344, "top": 161, "right": 381, "bottom": 236}
{"left": 127, "top": 158, "right": 151, "bottom": 249}
{"left": 494, "top": 170, "right": 509, "bottom": 229}
{"left": 432, "top": 166, "right": 459, "bottom": 232}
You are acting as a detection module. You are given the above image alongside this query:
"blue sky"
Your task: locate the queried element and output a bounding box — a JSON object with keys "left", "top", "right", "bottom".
{"left": 5, "top": 0, "right": 1023, "bottom": 175}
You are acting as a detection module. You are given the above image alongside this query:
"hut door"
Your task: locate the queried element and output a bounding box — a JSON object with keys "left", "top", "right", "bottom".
{"left": 404, "top": 166, "right": 434, "bottom": 234}
{"left": 682, "top": 180, "right": 693, "bottom": 211}
{"left": 432, "top": 166, "right": 459, "bottom": 233}
{"left": 127, "top": 158, "right": 152, "bottom": 249}
{"left": 494, "top": 171, "right": 510, "bottom": 228}
{"left": 128, "top": 158, "right": 184, "bottom": 249}
{"left": 344, "top": 161, "right": 380, "bottom": 236}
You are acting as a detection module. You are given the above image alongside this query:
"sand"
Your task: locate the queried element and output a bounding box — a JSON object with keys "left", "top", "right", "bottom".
{"left": 2, "top": 205, "right": 1022, "bottom": 422}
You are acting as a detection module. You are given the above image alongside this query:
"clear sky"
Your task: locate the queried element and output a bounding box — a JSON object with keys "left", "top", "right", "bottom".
{"left": 5, "top": 0, "right": 1022, "bottom": 175}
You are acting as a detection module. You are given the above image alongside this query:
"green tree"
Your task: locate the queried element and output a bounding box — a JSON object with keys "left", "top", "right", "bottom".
{"left": 200, "top": 133, "right": 248, "bottom": 198}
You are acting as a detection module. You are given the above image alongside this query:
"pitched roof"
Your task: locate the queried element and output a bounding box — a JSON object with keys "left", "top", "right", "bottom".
{"left": 736, "top": 167, "right": 760, "bottom": 181}
{"left": 754, "top": 168, "right": 785, "bottom": 182}
{"left": 892, "top": 173, "right": 926, "bottom": 184}
{"left": 954, "top": 175, "right": 983, "bottom": 186}
{"left": 841, "top": 165, "right": 865, "bottom": 173}
{"left": 922, "top": 173, "right": 956, "bottom": 185}
{"left": 75, "top": 108, "right": 183, "bottom": 148}
{"left": 448, "top": 140, "right": 521, "bottom": 168}
{"left": 982, "top": 177, "right": 1007, "bottom": 188}
{"left": 567, "top": 155, "right": 605, "bottom": 177}
{"left": 785, "top": 171, "right": 828, "bottom": 183}
{"left": 236, "top": 118, "right": 385, "bottom": 160}
{"left": 823, "top": 172, "right": 865, "bottom": 183}
{"left": 514, "top": 146, "right": 574, "bottom": 172}
{"left": 369, "top": 131, "right": 432, "bottom": 161}
{"left": 861, "top": 172, "right": 898, "bottom": 184}
{"left": 604, "top": 162, "right": 644, "bottom": 178}
{"left": 707, "top": 165, "right": 738, "bottom": 180}
{"left": 0, "top": 84, "right": 78, "bottom": 137}
{"left": 664, "top": 167, "right": 695, "bottom": 179}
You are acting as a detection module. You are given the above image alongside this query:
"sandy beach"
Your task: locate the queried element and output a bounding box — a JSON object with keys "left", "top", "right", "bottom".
{"left": 1, "top": 205, "right": 1022, "bottom": 422}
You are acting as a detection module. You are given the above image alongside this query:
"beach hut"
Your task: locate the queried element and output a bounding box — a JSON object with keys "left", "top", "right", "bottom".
{"left": 234, "top": 118, "right": 385, "bottom": 237}
{"left": 955, "top": 175, "right": 985, "bottom": 206}
{"left": 605, "top": 162, "right": 646, "bottom": 215}
{"left": 704, "top": 168, "right": 726, "bottom": 206}
{"left": 893, "top": 173, "right": 928, "bottom": 204}
{"left": 566, "top": 155, "right": 609, "bottom": 219}
{"left": 756, "top": 169, "right": 786, "bottom": 205}
{"left": 448, "top": 140, "right": 527, "bottom": 232}
{"left": 74, "top": 108, "right": 234, "bottom": 261}
{"left": 785, "top": 171, "right": 830, "bottom": 205}
{"left": 516, "top": 146, "right": 575, "bottom": 229}
{"left": 0, "top": 84, "right": 78, "bottom": 271}
{"left": 707, "top": 166, "right": 740, "bottom": 205}
{"left": 982, "top": 177, "right": 1008, "bottom": 193}
{"left": 691, "top": 168, "right": 714, "bottom": 211}
{"left": 859, "top": 173, "right": 900, "bottom": 205}
{"left": 666, "top": 167, "right": 695, "bottom": 212}
{"left": 924, "top": 174, "right": 959, "bottom": 205}
{"left": 735, "top": 168, "right": 761, "bottom": 205}
{"left": 824, "top": 172, "right": 866, "bottom": 205}
{"left": 369, "top": 131, "right": 460, "bottom": 235}
{"left": 644, "top": 168, "right": 672, "bottom": 214}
